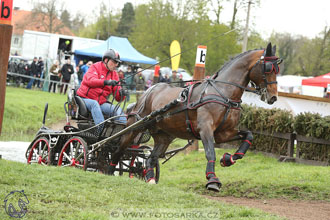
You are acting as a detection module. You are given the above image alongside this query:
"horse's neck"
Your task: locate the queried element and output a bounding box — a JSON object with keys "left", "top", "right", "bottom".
{"left": 214, "top": 50, "right": 262, "bottom": 100}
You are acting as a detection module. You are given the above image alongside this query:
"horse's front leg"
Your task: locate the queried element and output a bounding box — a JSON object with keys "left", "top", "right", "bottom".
{"left": 199, "top": 124, "right": 222, "bottom": 192}
{"left": 217, "top": 130, "right": 253, "bottom": 167}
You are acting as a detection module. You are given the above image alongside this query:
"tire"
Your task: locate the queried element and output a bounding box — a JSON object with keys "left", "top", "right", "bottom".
{"left": 57, "top": 136, "right": 88, "bottom": 170}
{"left": 27, "top": 137, "right": 50, "bottom": 165}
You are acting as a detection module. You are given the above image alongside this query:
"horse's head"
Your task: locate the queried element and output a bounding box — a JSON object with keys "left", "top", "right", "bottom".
{"left": 249, "top": 43, "right": 282, "bottom": 104}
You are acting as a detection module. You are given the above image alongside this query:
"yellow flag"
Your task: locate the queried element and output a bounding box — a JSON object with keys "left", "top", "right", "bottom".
{"left": 170, "top": 40, "right": 181, "bottom": 71}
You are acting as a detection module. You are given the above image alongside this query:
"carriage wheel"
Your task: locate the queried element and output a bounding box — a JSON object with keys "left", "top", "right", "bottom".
{"left": 130, "top": 145, "right": 160, "bottom": 183}
{"left": 27, "top": 137, "right": 50, "bottom": 165}
{"left": 58, "top": 136, "right": 88, "bottom": 170}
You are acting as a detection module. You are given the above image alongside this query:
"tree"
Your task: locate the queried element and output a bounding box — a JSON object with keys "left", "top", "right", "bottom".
{"left": 60, "top": 9, "right": 71, "bottom": 29}
{"left": 130, "top": 0, "right": 240, "bottom": 74}
{"left": 71, "top": 14, "right": 85, "bottom": 35}
{"left": 311, "top": 26, "right": 330, "bottom": 76}
{"left": 230, "top": 0, "right": 240, "bottom": 29}
{"left": 116, "top": 2, "right": 135, "bottom": 37}
{"left": 269, "top": 32, "right": 304, "bottom": 75}
{"left": 207, "top": 0, "right": 229, "bottom": 25}
{"left": 79, "top": 2, "right": 119, "bottom": 40}
{"left": 268, "top": 27, "right": 330, "bottom": 77}
{"left": 31, "top": 0, "right": 64, "bottom": 33}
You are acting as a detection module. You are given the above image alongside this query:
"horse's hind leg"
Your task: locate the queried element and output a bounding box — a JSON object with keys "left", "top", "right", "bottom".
{"left": 219, "top": 130, "right": 253, "bottom": 167}
{"left": 108, "top": 129, "right": 140, "bottom": 175}
{"left": 145, "top": 132, "right": 174, "bottom": 184}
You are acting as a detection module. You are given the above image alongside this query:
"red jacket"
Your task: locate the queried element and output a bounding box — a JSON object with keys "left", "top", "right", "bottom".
{"left": 77, "top": 61, "right": 123, "bottom": 105}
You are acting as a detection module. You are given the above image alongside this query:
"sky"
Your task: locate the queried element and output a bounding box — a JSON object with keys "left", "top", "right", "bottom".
{"left": 13, "top": 0, "right": 330, "bottom": 39}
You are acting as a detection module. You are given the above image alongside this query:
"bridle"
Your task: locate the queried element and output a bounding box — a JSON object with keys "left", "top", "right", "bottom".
{"left": 250, "top": 50, "right": 283, "bottom": 91}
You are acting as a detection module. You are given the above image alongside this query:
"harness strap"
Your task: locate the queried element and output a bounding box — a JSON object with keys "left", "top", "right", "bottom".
{"left": 185, "top": 109, "right": 201, "bottom": 139}
{"left": 215, "top": 106, "right": 231, "bottom": 132}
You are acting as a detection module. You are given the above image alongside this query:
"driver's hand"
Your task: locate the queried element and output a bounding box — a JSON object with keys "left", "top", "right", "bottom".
{"left": 104, "top": 80, "right": 118, "bottom": 86}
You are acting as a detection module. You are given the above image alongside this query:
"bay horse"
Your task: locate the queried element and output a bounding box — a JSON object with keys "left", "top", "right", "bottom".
{"left": 110, "top": 43, "right": 281, "bottom": 192}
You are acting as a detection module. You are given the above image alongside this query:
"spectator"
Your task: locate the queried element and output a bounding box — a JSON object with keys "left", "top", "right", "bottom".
{"left": 77, "top": 49, "right": 127, "bottom": 130}
{"left": 80, "top": 61, "right": 93, "bottom": 81}
{"left": 170, "top": 70, "right": 180, "bottom": 86}
{"left": 127, "top": 66, "right": 136, "bottom": 88}
{"left": 160, "top": 73, "right": 171, "bottom": 83}
{"left": 123, "top": 66, "right": 134, "bottom": 101}
{"left": 76, "top": 60, "right": 84, "bottom": 85}
{"left": 134, "top": 68, "right": 145, "bottom": 102}
{"left": 22, "top": 62, "right": 30, "bottom": 85}
{"left": 26, "top": 57, "right": 38, "bottom": 89}
{"left": 118, "top": 70, "right": 125, "bottom": 81}
{"left": 178, "top": 74, "right": 185, "bottom": 87}
{"left": 145, "top": 79, "right": 153, "bottom": 90}
{"left": 60, "top": 59, "right": 74, "bottom": 94}
{"left": 35, "top": 57, "right": 44, "bottom": 88}
{"left": 48, "top": 60, "right": 60, "bottom": 93}
{"left": 16, "top": 60, "right": 26, "bottom": 86}
{"left": 72, "top": 66, "right": 80, "bottom": 88}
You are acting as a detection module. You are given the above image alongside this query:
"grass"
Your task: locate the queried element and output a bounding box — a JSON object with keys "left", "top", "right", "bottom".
{"left": 0, "top": 159, "right": 284, "bottom": 220}
{"left": 1, "top": 87, "right": 67, "bottom": 141}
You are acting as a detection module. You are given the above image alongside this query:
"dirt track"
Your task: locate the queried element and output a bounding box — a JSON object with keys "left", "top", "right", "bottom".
{"left": 206, "top": 196, "right": 330, "bottom": 220}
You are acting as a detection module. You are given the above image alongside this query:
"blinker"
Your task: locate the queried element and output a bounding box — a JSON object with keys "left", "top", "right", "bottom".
{"left": 264, "top": 60, "right": 280, "bottom": 75}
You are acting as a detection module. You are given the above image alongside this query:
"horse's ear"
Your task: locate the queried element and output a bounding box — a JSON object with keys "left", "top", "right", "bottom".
{"left": 265, "top": 42, "right": 272, "bottom": 56}
{"left": 272, "top": 45, "right": 277, "bottom": 56}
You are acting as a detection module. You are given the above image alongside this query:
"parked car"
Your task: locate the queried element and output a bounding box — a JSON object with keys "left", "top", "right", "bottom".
{"left": 159, "top": 67, "right": 192, "bottom": 81}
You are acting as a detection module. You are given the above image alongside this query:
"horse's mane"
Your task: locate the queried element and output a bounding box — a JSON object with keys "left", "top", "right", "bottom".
{"left": 212, "top": 48, "right": 261, "bottom": 79}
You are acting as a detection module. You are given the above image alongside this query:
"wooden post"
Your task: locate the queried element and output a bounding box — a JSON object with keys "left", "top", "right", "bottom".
{"left": 287, "top": 132, "right": 295, "bottom": 158}
{"left": 0, "top": 0, "right": 13, "bottom": 135}
{"left": 185, "top": 45, "right": 207, "bottom": 154}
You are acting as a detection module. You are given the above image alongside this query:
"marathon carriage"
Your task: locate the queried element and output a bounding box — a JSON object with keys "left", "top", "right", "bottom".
{"left": 25, "top": 87, "right": 191, "bottom": 182}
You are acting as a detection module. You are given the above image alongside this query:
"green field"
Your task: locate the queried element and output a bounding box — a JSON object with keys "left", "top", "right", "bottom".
{"left": 1, "top": 87, "right": 67, "bottom": 141}
{"left": 1, "top": 87, "right": 329, "bottom": 219}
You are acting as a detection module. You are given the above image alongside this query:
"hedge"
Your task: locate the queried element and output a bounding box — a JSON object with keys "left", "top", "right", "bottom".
{"left": 239, "top": 105, "right": 329, "bottom": 163}
{"left": 239, "top": 104, "right": 294, "bottom": 155}
{"left": 294, "top": 113, "right": 330, "bottom": 163}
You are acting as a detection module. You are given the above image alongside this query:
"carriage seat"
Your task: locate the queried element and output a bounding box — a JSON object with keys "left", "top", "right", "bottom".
{"left": 74, "top": 95, "right": 89, "bottom": 118}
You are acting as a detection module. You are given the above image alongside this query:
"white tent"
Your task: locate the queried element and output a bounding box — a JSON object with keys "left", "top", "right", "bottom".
{"left": 277, "top": 75, "right": 310, "bottom": 94}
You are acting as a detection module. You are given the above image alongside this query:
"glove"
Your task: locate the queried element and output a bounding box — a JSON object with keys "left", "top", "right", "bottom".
{"left": 120, "top": 79, "right": 126, "bottom": 84}
{"left": 104, "top": 80, "right": 118, "bottom": 86}
{"left": 119, "top": 89, "right": 128, "bottom": 98}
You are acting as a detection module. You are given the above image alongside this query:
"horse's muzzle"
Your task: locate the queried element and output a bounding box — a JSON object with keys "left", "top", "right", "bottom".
{"left": 267, "top": 96, "right": 277, "bottom": 105}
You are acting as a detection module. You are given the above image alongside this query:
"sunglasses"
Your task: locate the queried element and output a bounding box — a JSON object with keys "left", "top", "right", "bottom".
{"left": 111, "top": 59, "right": 121, "bottom": 64}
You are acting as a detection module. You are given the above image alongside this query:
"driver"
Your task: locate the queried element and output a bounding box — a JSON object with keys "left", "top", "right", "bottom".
{"left": 77, "top": 49, "right": 127, "bottom": 128}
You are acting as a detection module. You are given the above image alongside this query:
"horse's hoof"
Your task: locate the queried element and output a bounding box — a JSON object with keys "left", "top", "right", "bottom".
{"left": 220, "top": 153, "right": 235, "bottom": 167}
{"left": 220, "top": 161, "right": 225, "bottom": 167}
{"left": 147, "top": 178, "right": 156, "bottom": 184}
{"left": 206, "top": 176, "right": 222, "bottom": 192}
{"left": 206, "top": 183, "right": 220, "bottom": 192}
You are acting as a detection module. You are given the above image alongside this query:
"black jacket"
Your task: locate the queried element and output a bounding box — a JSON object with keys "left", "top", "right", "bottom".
{"left": 37, "top": 61, "right": 44, "bottom": 75}
{"left": 30, "top": 61, "right": 38, "bottom": 76}
{"left": 61, "top": 64, "right": 74, "bottom": 81}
